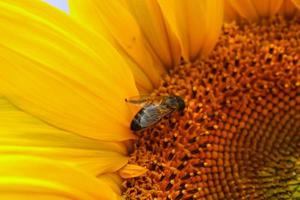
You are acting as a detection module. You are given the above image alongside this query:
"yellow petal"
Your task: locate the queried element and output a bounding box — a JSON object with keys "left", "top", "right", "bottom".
{"left": 292, "top": 0, "right": 300, "bottom": 7}
{"left": 97, "top": 174, "right": 123, "bottom": 195}
{"left": 224, "top": 0, "right": 240, "bottom": 22}
{"left": 0, "top": 146, "right": 128, "bottom": 177}
{"left": 0, "top": 98, "right": 128, "bottom": 176}
{"left": 228, "top": 0, "right": 283, "bottom": 20}
{"left": 0, "top": 155, "right": 121, "bottom": 200}
{"left": 118, "top": 164, "right": 148, "bottom": 179}
{"left": 69, "top": 0, "right": 166, "bottom": 91}
{"left": 279, "top": 0, "right": 300, "bottom": 18}
{"left": 0, "top": 98, "right": 127, "bottom": 154}
{"left": 122, "top": 56, "right": 154, "bottom": 93}
{"left": 124, "top": 0, "right": 181, "bottom": 68}
{"left": 0, "top": 0, "right": 138, "bottom": 141}
{"left": 159, "top": 0, "right": 223, "bottom": 61}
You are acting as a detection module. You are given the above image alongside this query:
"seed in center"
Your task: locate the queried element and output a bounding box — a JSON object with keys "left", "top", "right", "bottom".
{"left": 124, "top": 16, "right": 300, "bottom": 200}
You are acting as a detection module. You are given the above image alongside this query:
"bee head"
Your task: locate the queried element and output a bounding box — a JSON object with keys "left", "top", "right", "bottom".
{"left": 166, "top": 96, "right": 185, "bottom": 114}
{"left": 175, "top": 96, "right": 185, "bottom": 114}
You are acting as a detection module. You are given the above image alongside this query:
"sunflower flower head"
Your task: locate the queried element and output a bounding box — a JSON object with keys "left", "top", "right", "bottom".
{"left": 0, "top": 0, "right": 300, "bottom": 200}
{"left": 117, "top": 1, "right": 299, "bottom": 199}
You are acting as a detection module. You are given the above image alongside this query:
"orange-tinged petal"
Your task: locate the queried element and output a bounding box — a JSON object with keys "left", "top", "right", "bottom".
{"left": 69, "top": 0, "right": 166, "bottom": 91}
{"left": 291, "top": 0, "right": 300, "bottom": 9}
{"left": 280, "top": 0, "right": 299, "bottom": 17}
{"left": 252, "top": 0, "right": 283, "bottom": 17}
{"left": 228, "top": 0, "right": 283, "bottom": 20}
{"left": 0, "top": 0, "right": 138, "bottom": 141}
{"left": 124, "top": 0, "right": 181, "bottom": 68}
{"left": 118, "top": 164, "right": 148, "bottom": 178}
{"left": 0, "top": 155, "right": 121, "bottom": 200}
{"left": 224, "top": 0, "right": 241, "bottom": 22}
{"left": 0, "top": 98, "right": 128, "bottom": 176}
{"left": 159, "top": 0, "right": 223, "bottom": 61}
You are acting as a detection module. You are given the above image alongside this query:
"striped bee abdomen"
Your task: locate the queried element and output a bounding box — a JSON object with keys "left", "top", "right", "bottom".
{"left": 130, "top": 108, "right": 145, "bottom": 131}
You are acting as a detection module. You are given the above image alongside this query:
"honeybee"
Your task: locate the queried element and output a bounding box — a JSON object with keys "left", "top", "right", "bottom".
{"left": 125, "top": 95, "right": 185, "bottom": 131}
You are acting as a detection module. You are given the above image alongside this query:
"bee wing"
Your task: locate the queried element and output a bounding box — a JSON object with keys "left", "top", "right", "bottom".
{"left": 139, "top": 105, "right": 173, "bottom": 128}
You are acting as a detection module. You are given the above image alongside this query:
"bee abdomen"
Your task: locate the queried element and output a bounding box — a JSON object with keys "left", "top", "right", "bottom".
{"left": 131, "top": 119, "right": 142, "bottom": 131}
{"left": 130, "top": 109, "right": 144, "bottom": 131}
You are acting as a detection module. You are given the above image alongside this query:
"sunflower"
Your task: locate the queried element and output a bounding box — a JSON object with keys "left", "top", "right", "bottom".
{"left": 117, "top": 1, "right": 299, "bottom": 199}
{"left": 0, "top": 0, "right": 299, "bottom": 200}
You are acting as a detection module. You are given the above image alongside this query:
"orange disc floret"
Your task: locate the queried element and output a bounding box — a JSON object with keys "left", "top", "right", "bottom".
{"left": 124, "top": 16, "right": 300, "bottom": 200}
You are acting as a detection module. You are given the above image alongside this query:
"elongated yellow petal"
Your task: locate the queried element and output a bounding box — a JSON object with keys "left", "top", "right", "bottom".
{"left": 0, "top": 155, "right": 121, "bottom": 200}
{"left": 228, "top": 0, "right": 283, "bottom": 20}
{"left": 0, "top": 146, "right": 128, "bottom": 176}
{"left": 0, "top": 98, "right": 127, "bottom": 154}
{"left": 69, "top": 0, "right": 167, "bottom": 91}
{"left": 280, "top": 0, "right": 299, "bottom": 17}
{"left": 159, "top": 0, "right": 223, "bottom": 61}
{"left": 118, "top": 164, "right": 147, "bottom": 178}
{"left": 97, "top": 174, "right": 123, "bottom": 195}
{"left": 224, "top": 0, "right": 240, "bottom": 22}
{"left": 124, "top": 0, "right": 181, "bottom": 68}
{"left": 0, "top": 98, "right": 128, "bottom": 176}
{"left": 122, "top": 56, "right": 154, "bottom": 93}
{"left": 0, "top": 0, "right": 138, "bottom": 141}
